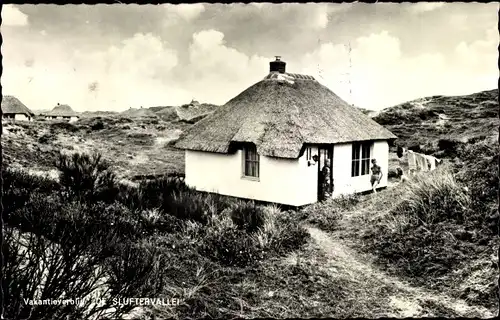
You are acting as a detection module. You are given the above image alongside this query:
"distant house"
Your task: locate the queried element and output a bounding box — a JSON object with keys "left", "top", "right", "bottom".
{"left": 43, "top": 103, "right": 80, "bottom": 122}
{"left": 1, "top": 95, "right": 34, "bottom": 121}
{"left": 175, "top": 57, "right": 397, "bottom": 207}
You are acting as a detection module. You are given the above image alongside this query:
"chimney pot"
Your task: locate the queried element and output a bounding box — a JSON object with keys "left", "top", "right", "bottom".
{"left": 269, "top": 56, "right": 286, "bottom": 73}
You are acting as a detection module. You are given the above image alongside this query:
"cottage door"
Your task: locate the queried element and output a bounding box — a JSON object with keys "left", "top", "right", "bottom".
{"left": 317, "top": 146, "right": 334, "bottom": 201}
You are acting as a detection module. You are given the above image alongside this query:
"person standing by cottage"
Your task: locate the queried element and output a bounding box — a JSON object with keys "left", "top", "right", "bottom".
{"left": 321, "top": 159, "right": 332, "bottom": 200}
{"left": 370, "top": 159, "right": 383, "bottom": 193}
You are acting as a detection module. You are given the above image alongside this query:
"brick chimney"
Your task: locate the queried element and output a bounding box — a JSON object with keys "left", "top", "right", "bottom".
{"left": 269, "top": 56, "right": 286, "bottom": 73}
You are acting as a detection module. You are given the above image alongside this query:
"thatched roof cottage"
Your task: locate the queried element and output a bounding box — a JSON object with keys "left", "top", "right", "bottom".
{"left": 43, "top": 103, "right": 80, "bottom": 122}
{"left": 1, "top": 96, "right": 34, "bottom": 121}
{"left": 175, "top": 57, "right": 397, "bottom": 206}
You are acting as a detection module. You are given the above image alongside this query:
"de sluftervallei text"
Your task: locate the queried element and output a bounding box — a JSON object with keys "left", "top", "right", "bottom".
{"left": 23, "top": 297, "right": 181, "bottom": 306}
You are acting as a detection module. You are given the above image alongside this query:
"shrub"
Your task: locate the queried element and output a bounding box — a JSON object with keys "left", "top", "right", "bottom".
{"left": 167, "top": 191, "right": 211, "bottom": 224}
{"left": 229, "top": 201, "right": 266, "bottom": 233}
{"left": 91, "top": 121, "right": 105, "bottom": 130}
{"left": 437, "top": 138, "right": 464, "bottom": 157}
{"left": 387, "top": 168, "right": 399, "bottom": 178}
{"left": 38, "top": 133, "right": 55, "bottom": 144}
{"left": 200, "top": 227, "right": 262, "bottom": 267}
{"left": 126, "top": 132, "right": 155, "bottom": 146}
{"left": 50, "top": 121, "right": 79, "bottom": 132}
{"left": 271, "top": 220, "right": 310, "bottom": 255}
{"left": 138, "top": 176, "right": 191, "bottom": 209}
{"left": 2, "top": 227, "right": 129, "bottom": 320}
{"left": 55, "top": 152, "right": 119, "bottom": 204}
{"left": 104, "top": 241, "right": 167, "bottom": 310}
{"left": 2, "top": 167, "right": 61, "bottom": 216}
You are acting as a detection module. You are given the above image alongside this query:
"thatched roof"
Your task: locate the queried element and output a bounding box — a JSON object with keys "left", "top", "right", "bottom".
{"left": 44, "top": 104, "right": 79, "bottom": 117}
{"left": 175, "top": 71, "right": 397, "bottom": 159}
{"left": 1, "top": 96, "right": 34, "bottom": 116}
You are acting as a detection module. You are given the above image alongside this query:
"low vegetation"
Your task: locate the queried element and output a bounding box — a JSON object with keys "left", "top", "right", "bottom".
{"left": 3, "top": 151, "right": 310, "bottom": 319}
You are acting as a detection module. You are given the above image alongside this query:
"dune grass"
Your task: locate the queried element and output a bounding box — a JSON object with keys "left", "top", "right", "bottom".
{"left": 318, "top": 164, "right": 499, "bottom": 311}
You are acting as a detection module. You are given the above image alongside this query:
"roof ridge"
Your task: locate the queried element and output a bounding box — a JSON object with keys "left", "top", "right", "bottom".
{"left": 264, "top": 72, "right": 316, "bottom": 81}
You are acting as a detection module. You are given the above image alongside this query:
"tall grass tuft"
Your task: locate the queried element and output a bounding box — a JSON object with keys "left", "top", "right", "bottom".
{"left": 393, "top": 168, "right": 471, "bottom": 225}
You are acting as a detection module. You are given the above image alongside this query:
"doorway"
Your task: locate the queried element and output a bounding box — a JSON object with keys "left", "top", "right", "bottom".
{"left": 317, "top": 146, "right": 334, "bottom": 201}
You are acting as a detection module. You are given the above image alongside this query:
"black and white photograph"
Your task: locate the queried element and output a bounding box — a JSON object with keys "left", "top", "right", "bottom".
{"left": 1, "top": 2, "right": 498, "bottom": 319}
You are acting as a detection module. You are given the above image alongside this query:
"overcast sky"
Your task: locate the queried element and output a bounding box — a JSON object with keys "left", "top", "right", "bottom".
{"left": 1, "top": 3, "right": 498, "bottom": 112}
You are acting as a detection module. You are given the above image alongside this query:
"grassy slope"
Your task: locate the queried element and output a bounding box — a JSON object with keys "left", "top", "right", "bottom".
{"left": 2, "top": 117, "right": 187, "bottom": 180}
{"left": 374, "top": 89, "right": 498, "bottom": 153}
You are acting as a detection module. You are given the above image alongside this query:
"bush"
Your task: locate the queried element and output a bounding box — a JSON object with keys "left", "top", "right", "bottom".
{"left": 38, "top": 133, "right": 55, "bottom": 144}
{"left": 55, "top": 152, "right": 119, "bottom": 204}
{"left": 119, "top": 177, "right": 237, "bottom": 225}
{"left": 2, "top": 168, "right": 61, "bottom": 216}
{"left": 166, "top": 191, "right": 212, "bottom": 224}
{"left": 271, "top": 221, "right": 310, "bottom": 255}
{"left": 104, "top": 241, "right": 167, "bottom": 307}
{"left": 2, "top": 227, "right": 136, "bottom": 320}
{"left": 91, "top": 121, "right": 105, "bottom": 130}
{"left": 200, "top": 227, "right": 262, "bottom": 267}
{"left": 437, "top": 138, "right": 464, "bottom": 157}
{"left": 139, "top": 176, "right": 191, "bottom": 208}
{"left": 50, "top": 121, "right": 79, "bottom": 132}
{"left": 229, "top": 201, "right": 266, "bottom": 233}
{"left": 126, "top": 132, "right": 155, "bottom": 146}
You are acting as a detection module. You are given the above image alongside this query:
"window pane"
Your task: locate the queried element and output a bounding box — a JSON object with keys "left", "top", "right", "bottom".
{"left": 362, "top": 159, "right": 370, "bottom": 175}
{"left": 352, "top": 159, "right": 360, "bottom": 177}
{"left": 362, "top": 143, "right": 370, "bottom": 158}
{"left": 352, "top": 143, "right": 360, "bottom": 160}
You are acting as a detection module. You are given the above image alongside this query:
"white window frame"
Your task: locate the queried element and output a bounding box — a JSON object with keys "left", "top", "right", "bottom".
{"left": 351, "top": 141, "right": 372, "bottom": 177}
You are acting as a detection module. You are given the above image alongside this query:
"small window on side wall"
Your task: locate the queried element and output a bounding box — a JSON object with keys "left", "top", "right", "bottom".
{"left": 243, "top": 145, "right": 260, "bottom": 178}
{"left": 351, "top": 141, "right": 372, "bottom": 177}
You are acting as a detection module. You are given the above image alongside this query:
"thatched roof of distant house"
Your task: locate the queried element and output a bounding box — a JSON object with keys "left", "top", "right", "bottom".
{"left": 175, "top": 59, "right": 397, "bottom": 159}
{"left": 1, "top": 95, "right": 34, "bottom": 116}
{"left": 44, "top": 104, "right": 79, "bottom": 117}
